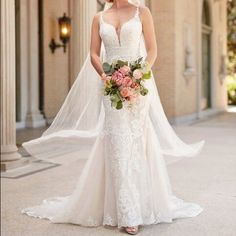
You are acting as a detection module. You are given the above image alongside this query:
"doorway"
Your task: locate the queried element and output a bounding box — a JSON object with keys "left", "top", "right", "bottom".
{"left": 201, "top": 0, "right": 212, "bottom": 110}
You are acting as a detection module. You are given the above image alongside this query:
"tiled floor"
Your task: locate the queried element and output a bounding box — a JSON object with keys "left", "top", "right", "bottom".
{"left": 16, "top": 126, "right": 47, "bottom": 147}
{"left": 1, "top": 126, "right": 58, "bottom": 179}
{"left": 2, "top": 111, "right": 236, "bottom": 236}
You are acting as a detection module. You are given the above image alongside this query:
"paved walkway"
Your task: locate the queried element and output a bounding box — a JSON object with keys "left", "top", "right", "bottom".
{"left": 2, "top": 111, "right": 236, "bottom": 236}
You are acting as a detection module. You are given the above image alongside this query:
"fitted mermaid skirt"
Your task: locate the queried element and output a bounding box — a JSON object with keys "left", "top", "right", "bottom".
{"left": 22, "top": 80, "right": 203, "bottom": 228}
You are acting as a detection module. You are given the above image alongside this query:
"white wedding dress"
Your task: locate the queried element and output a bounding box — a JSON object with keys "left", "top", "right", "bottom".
{"left": 21, "top": 6, "right": 205, "bottom": 228}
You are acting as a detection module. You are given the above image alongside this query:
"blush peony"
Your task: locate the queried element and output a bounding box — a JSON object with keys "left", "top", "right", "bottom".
{"left": 133, "top": 69, "right": 143, "bottom": 80}
{"left": 120, "top": 87, "right": 132, "bottom": 98}
{"left": 122, "top": 76, "right": 133, "bottom": 87}
{"left": 119, "top": 65, "right": 131, "bottom": 76}
{"left": 112, "top": 71, "right": 124, "bottom": 86}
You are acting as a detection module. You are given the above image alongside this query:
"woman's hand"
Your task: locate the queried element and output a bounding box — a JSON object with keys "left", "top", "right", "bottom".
{"left": 101, "top": 72, "right": 108, "bottom": 81}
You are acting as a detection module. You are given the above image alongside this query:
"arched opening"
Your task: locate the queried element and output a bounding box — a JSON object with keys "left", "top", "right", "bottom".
{"left": 201, "top": 0, "right": 212, "bottom": 110}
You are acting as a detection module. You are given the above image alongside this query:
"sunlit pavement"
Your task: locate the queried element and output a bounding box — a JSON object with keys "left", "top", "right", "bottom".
{"left": 2, "top": 110, "right": 236, "bottom": 236}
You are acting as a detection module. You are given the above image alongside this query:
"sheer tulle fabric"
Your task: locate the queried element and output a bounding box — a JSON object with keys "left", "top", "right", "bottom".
{"left": 22, "top": 119, "right": 203, "bottom": 227}
{"left": 22, "top": 9, "right": 205, "bottom": 163}
{"left": 21, "top": 1, "right": 204, "bottom": 228}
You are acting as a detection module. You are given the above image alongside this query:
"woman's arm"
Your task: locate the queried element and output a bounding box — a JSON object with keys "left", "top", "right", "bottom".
{"left": 140, "top": 6, "right": 157, "bottom": 68}
{"left": 90, "top": 13, "right": 105, "bottom": 77}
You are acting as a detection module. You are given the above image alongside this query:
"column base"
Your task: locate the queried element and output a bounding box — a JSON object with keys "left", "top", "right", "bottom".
{"left": 1, "top": 158, "right": 29, "bottom": 172}
{"left": 26, "top": 111, "right": 46, "bottom": 128}
{"left": 1, "top": 145, "right": 21, "bottom": 161}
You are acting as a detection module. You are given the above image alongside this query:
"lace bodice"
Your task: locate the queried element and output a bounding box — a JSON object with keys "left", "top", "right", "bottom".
{"left": 99, "top": 7, "right": 142, "bottom": 63}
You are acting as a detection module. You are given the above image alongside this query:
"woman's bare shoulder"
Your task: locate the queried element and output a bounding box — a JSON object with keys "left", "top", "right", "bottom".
{"left": 92, "top": 11, "right": 102, "bottom": 27}
{"left": 93, "top": 12, "right": 102, "bottom": 21}
{"left": 139, "top": 5, "right": 153, "bottom": 23}
{"left": 139, "top": 5, "right": 152, "bottom": 17}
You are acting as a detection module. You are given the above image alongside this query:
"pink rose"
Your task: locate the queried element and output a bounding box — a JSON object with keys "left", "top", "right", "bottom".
{"left": 120, "top": 87, "right": 132, "bottom": 98}
{"left": 133, "top": 69, "right": 143, "bottom": 80}
{"left": 122, "top": 76, "right": 133, "bottom": 87}
{"left": 119, "top": 65, "right": 131, "bottom": 76}
{"left": 112, "top": 71, "right": 124, "bottom": 86}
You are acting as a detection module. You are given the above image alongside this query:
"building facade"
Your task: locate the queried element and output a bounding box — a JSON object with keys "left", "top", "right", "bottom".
{"left": 1, "top": 0, "right": 227, "bottom": 169}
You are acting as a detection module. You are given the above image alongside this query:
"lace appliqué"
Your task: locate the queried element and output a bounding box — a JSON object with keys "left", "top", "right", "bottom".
{"left": 87, "top": 211, "right": 164, "bottom": 228}
{"left": 103, "top": 214, "right": 116, "bottom": 226}
{"left": 86, "top": 216, "right": 99, "bottom": 227}
{"left": 100, "top": 85, "right": 152, "bottom": 227}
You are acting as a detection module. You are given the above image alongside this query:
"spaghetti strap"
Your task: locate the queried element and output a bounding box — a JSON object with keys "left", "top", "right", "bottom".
{"left": 99, "top": 12, "right": 104, "bottom": 25}
{"left": 135, "top": 6, "right": 140, "bottom": 17}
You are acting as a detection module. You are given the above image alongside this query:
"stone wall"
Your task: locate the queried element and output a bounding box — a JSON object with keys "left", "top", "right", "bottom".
{"left": 149, "top": 0, "right": 227, "bottom": 122}
{"left": 43, "top": 0, "right": 70, "bottom": 121}
{"left": 174, "top": 0, "right": 198, "bottom": 117}
{"left": 150, "top": 0, "right": 176, "bottom": 118}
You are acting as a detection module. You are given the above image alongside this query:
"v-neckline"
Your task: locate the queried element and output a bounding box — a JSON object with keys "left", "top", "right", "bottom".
{"left": 101, "top": 7, "right": 139, "bottom": 46}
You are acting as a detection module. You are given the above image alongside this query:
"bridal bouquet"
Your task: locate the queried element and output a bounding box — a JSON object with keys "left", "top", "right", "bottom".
{"left": 102, "top": 57, "right": 151, "bottom": 110}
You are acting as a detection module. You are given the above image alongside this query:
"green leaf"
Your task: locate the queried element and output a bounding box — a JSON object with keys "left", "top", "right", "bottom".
{"left": 140, "top": 88, "right": 149, "bottom": 96}
{"left": 110, "top": 80, "right": 116, "bottom": 86}
{"left": 137, "top": 57, "right": 143, "bottom": 63}
{"left": 116, "top": 100, "right": 123, "bottom": 109}
{"left": 117, "top": 60, "right": 128, "bottom": 67}
{"left": 111, "top": 101, "right": 117, "bottom": 108}
{"left": 103, "top": 62, "right": 111, "bottom": 73}
{"left": 142, "top": 71, "right": 151, "bottom": 80}
{"left": 104, "top": 90, "right": 109, "bottom": 96}
{"left": 116, "top": 90, "right": 122, "bottom": 100}
{"left": 105, "top": 87, "right": 111, "bottom": 93}
{"left": 110, "top": 94, "right": 120, "bottom": 103}
{"left": 105, "top": 81, "right": 112, "bottom": 89}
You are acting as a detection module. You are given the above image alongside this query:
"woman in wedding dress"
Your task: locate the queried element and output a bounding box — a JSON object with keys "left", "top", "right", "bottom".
{"left": 21, "top": 0, "right": 205, "bottom": 235}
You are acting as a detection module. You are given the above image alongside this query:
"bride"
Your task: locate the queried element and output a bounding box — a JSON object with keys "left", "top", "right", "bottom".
{"left": 21, "top": 0, "right": 205, "bottom": 235}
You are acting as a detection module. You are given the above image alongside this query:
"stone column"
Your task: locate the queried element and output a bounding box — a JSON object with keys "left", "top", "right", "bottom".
{"left": 25, "top": 0, "right": 46, "bottom": 128}
{"left": 0, "top": 0, "right": 27, "bottom": 171}
{"left": 69, "top": 0, "right": 97, "bottom": 84}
